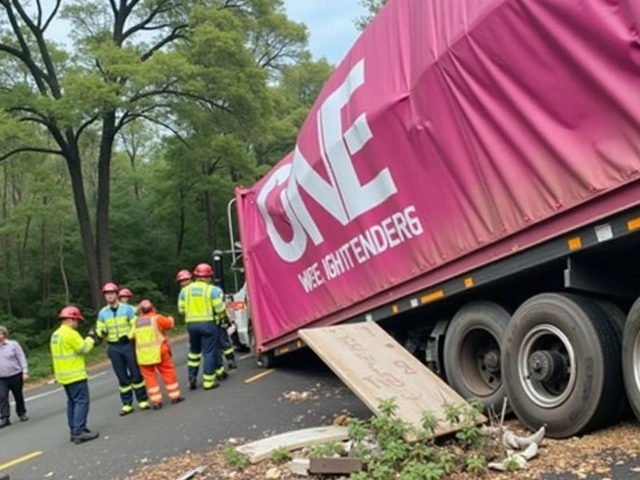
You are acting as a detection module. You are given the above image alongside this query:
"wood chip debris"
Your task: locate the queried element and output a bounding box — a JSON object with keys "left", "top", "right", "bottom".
{"left": 121, "top": 420, "right": 640, "bottom": 480}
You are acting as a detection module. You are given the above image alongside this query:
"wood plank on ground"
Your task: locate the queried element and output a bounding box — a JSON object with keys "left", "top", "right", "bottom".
{"left": 309, "top": 457, "right": 363, "bottom": 474}
{"left": 299, "top": 322, "right": 487, "bottom": 438}
{"left": 236, "top": 426, "right": 349, "bottom": 464}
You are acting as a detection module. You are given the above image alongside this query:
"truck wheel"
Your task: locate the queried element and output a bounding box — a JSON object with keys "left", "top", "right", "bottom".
{"left": 502, "top": 293, "right": 622, "bottom": 438}
{"left": 249, "top": 324, "right": 275, "bottom": 368}
{"left": 621, "top": 296, "right": 640, "bottom": 423}
{"left": 592, "top": 300, "right": 630, "bottom": 423}
{"left": 443, "top": 301, "right": 510, "bottom": 413}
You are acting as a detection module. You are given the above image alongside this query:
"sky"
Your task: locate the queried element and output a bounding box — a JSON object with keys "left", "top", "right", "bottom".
{"left": 45, "top": 1, "right": 368, "bottom": 68}
{"left": 283, "top": 0, "right": 368, "bottom": 65}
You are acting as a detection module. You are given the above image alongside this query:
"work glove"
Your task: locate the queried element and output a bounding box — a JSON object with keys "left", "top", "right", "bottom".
{"left": 118, "top": 335, "right": 130, "bottom": 344}
{"left": 87, "top": 329, "right": 102, "bottom": 346}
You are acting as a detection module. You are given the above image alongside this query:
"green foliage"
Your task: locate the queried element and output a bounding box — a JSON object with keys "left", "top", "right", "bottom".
{"left": 465, "top": 454, "right": 487, "bottom": 474}
{"left": 223, "top": 446, "right": 249, "bottom": 470}
{"left": 342, "top": 398, "right": 509, "bottom": 479}
{"left": 270, "top": 447, "right": 291, "bottom": 465}
{"left": 354, "top": 0, "right": 389, "bottom": 31}
{"left": 0, "top": 0, "right": 331, "bottom": 368}
{"left": 309, "top": 440, "right": 345, "bottom": 458}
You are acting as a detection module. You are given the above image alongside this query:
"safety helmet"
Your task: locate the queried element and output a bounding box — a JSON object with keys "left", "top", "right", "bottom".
{"left": 176, "top": 269, "right": 192, "bottom": 282}
{"left": 118, "top": 288, "right": 133, "bottom": 298}
{"left": 59, "top": 306, "right": 84, "bottom": 321}
{"left": 102, "top": 282, "right": 118, "bottom": 293}
{"left": 193, "top": 263, "right": 213, "bottom": 277}
{"left": 139, "top": 299, "right": 154, "bottom": 314}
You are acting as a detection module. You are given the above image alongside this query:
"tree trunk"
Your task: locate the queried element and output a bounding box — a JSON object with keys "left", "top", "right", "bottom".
{"left": 96, "top": 112, "right": 116, "bottom": 284}
{"left": 65, "top": 149, "right": 102, "bottom": 309}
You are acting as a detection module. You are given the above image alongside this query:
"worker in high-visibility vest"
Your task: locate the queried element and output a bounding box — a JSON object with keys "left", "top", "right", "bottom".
{"left": 178, "top": 263, "right": 226, "bottom": 390}
{"left": 97, "top": 282, "right": 150, "bottom": 415}
{"left": 50, "top": 306, "right": 100, "bottom": 444}
{"left": 118, "top": 288, "right": 140, "bottom": 315}
{"left": 176, "top": 269, "right": 192, "bottom": 289}
{"left": 130, "top": 300, "right": 184, "bottom": 409}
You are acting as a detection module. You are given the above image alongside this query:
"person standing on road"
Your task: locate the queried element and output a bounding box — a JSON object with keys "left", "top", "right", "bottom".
{"left": 176, "top": 269, "right": 192, "bottom": 289}
{"left": 0, "top": 326, "right": 29, "bottom": 428}
{"left": 50, "top": 306, "right": 100, "bottom": 444}
{"left": 130, "top": 300, "right": 184, "bottom": 410}
{"left": 118, "top": 288, "right": 138, "bottom": 314}
{"left": 97, "top": 282, "right": 150, "bottom": 416}
{"left": 178, "top": 263, "right": 226, "bottom": 391}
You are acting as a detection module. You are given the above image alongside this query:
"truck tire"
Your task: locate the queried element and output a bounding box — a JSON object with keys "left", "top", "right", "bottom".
{"left": 621, "top": 296, "right": 640, "bottom": 423}
{"left": 443, "top": 301, "right": 510, "bottom": 413}
{"left": 592, "top": 300, "right": 631, "bottom": 422}
{"left": 249, "top": 324, "right": 275, "bottom": 368}
{"left": 502, "top": 293, "right": 622, "bottom": 438}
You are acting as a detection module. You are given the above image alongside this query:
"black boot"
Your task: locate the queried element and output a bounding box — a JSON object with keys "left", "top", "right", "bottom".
{"left": 0, "top": 418, "right": 10, "bottom": 429}
{"left": 189, "top": 378, "right": 197, "bottom": 390}
{"left": 72, "top": 430, "right": 100, "bottom": 444}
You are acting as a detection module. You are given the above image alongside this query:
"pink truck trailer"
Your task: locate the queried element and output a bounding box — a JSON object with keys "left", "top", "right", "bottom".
{"left": 230, "top": 0, "right": 640, "bottom": 439}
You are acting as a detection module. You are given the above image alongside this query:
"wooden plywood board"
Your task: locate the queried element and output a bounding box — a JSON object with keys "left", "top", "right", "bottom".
{"left": 236, "top": 426, "right": 349, "bottom": 463}
{"left": 299, "top": 322, "right": 486, "bottom": 438}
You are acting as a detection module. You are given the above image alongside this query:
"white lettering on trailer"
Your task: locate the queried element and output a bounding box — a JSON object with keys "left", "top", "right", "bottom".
{"left": 257, "top": 59, "right": 398, "bottom": 263}
{"left": 298, "top": 205, "right": 424, "bottom": 291}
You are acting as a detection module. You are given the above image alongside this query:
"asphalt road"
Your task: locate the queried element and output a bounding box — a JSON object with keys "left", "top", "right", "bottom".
{"left": 0, "top": 339, "right": 370, "bottom": 480}
{"left": 2, "top": 339, "right": 640, "bottom": 480}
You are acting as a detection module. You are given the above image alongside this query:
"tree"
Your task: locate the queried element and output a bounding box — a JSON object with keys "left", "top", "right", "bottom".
{"left": 0, "top": 0, "right": 304, "bottom": 308}
{"left": 354, "top": 0, "right": 388, "bottom": 31}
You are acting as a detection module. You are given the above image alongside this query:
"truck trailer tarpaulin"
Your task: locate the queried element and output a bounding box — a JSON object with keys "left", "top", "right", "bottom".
{"left": 235, "top": 0, "right": 640, "bottom": 350}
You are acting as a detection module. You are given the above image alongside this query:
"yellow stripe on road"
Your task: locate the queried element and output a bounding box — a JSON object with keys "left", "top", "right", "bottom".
{"left": 0, "top": 450, "right": 43, "bottom": 471}
{"left": 244, "top": 369, "right": 275, "bottom": 384}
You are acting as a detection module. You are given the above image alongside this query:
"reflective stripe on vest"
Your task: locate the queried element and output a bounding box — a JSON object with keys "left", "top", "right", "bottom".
{"left": 98, "top": 304, "right": 134, "bottom": 342}
{"left": 184, "top": 283, "right": 214, "bottom": 323}
{"left": 135, "top": 316, "right": 163, "bottom": 365}
{"left": 50, "top": 325, "right": 92, "bottom": 386}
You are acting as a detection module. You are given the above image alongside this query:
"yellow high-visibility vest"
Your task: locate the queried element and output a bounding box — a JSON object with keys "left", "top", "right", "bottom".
{"left": 97, "top": 303, "right": 136, "bottom": 342}
{"left": 178, "top": 281, "right": 226, "bottom": 323}
{"left": 133, "top": 315, "right": 163, "bottom": 366}
{"left": 50, "top": 324, "right": 95, "bottom": 385}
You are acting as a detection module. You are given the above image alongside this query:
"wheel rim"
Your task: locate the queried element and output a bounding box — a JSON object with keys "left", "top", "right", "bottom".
{"left": 459, "top": 328, "right": 502, "bottom": 397}
{"left": 518, "top": 323, "right": 576, "bottom": 408}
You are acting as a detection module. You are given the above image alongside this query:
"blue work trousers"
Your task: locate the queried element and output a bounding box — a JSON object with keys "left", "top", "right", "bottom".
{"left": 64, "top": 380, "right": 89, "bottom": 436}
{"left": 107, "top": 341, "right": 147, "bottom": 406}
{"left": 187, "top": 321, "right": 221, "bottom": 384}
{"left": 218, "top": 325, "right": 235, "bottom": 359}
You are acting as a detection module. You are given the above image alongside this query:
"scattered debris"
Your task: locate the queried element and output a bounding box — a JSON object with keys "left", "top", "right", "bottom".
{"left": 175, "top": 466, "right": 204, "bottom": 480}
{"left": 308, "top": 457, "right": 363, "bottom": 475}
{"left": 265, "top": 467, "right": 281, "bottom": 479}
{"left": 289, "top": 458, "right": 310, "bottom": 476}
{"left": 235, "top": 426, "right": 349, "bottom": 463}
{"left": 282, "top": 391, "right": 315, "bottom": 402}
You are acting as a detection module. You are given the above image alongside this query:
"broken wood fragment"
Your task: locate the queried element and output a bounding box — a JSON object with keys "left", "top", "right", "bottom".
{"left": 309, "top": 457, "right": 363, "bottom": 474}
{"left": 236, "top": 426, "right": 349, "bottom": 464}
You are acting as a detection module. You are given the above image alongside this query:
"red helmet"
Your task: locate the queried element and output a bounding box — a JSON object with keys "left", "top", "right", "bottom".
{"left": 102, "top": 282, "right": 118, "bottom": 293}
{"left": 118, "top": 288, "right": 133, "bottom": 298}
{"left": 139, "top": 299, "right": 154, "bottom": 314}
{"left": 59, "top": 306, "right": 84, "bottom": 321}
{"left": 193, "top": 263, "right": 213, "bottom": 277}
{"left": 176, "top": 269, "right": 192, "bottom": 282}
